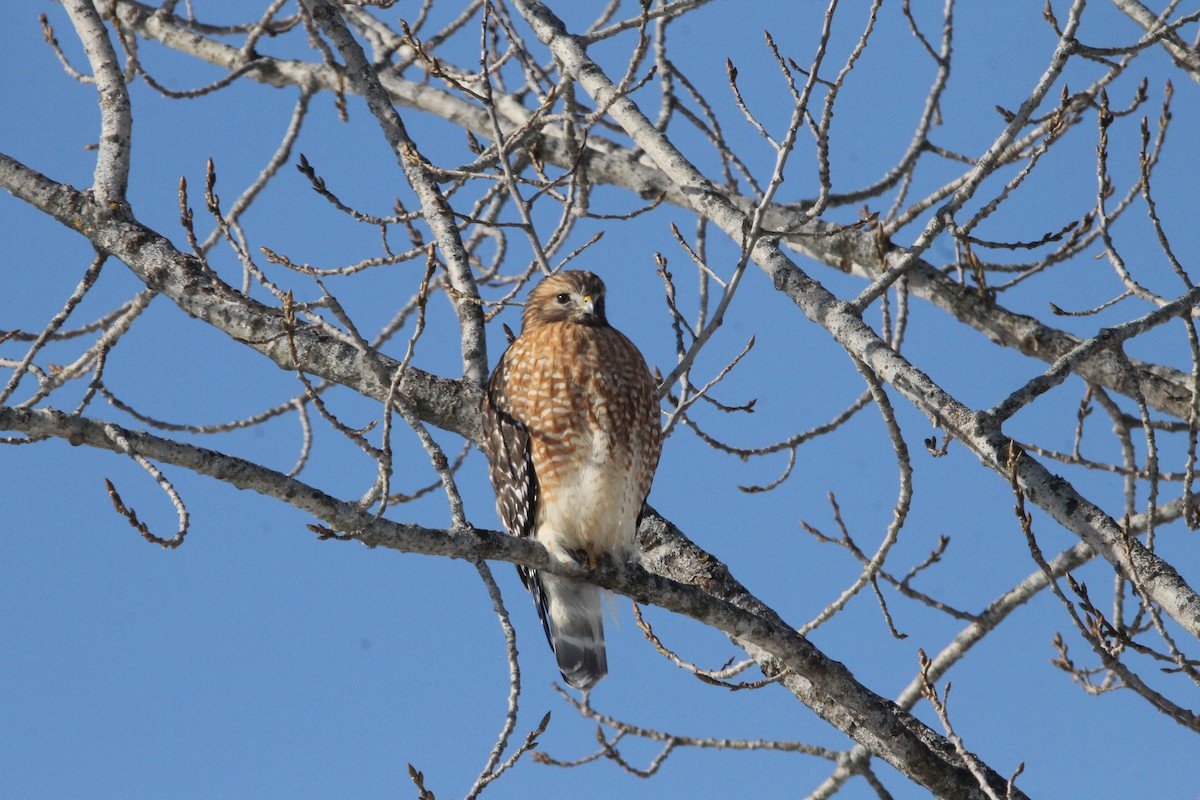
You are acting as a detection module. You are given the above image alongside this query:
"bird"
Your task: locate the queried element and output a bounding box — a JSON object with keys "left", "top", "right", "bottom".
{"left": 481, "top": 270, "right": 662, "bottom": 691}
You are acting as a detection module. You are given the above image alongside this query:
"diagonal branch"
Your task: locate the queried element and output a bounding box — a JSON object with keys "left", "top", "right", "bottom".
{"left": 507, "top": 0, "right": 1200, "bottom": 642}
{"left": 0, "top": 151, "right": 481, "bottom": 442}
{"left": 1110, "top": 0, "right": 1200, "bottom": 83}
{"left": 299, "top": 0, "right": 488, "bottom": 386}
{"left": 0, "top": 403, "right": 1027, "bottom": 800}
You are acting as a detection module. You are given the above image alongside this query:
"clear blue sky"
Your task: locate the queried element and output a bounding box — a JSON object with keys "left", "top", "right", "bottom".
{"left": 3, "top": 2, "right": 1198, "bottom": 799}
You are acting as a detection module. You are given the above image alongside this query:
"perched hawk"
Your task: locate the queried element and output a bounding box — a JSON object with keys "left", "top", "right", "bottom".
{"left": 481, "top": 271, "right": 662, "bottom": 691}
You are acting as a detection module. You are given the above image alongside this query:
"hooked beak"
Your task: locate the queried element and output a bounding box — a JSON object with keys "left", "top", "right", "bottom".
{"left": 579, "top": 294, "right": 596, "bottom": 318}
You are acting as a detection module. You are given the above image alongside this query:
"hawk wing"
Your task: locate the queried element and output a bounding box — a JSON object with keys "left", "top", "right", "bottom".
{"left": 480, "top": 351, "right": 554, "bottom": 650}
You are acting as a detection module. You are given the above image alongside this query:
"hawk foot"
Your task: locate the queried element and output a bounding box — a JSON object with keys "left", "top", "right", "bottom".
{"left": 565, "top": 545, "right": 617, "bottom": 571}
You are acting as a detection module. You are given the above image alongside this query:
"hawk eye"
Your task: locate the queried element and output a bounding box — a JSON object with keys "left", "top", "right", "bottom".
{"left": 555, "top": 292, "right": 571, "bottom": 305}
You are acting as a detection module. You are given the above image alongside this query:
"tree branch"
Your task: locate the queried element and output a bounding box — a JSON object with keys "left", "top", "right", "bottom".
{"left": 300, "top": 0, "right": 488, "bottom": 387}
{"left": 0, "top": 403, "right": 1025, "bottom": 800}
{"left": 63, "top": 0, "right": 132, "bottom": 206}
{"left": 0, "top": 151, "right": 481, "bottom": 440}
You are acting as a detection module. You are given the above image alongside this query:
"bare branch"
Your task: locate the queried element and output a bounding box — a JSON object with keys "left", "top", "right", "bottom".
{"left": 63, "top": 0, "right": 132, "bottom": 205}
{"left": 300, "top": 0, "right": 488, "bottom": 386}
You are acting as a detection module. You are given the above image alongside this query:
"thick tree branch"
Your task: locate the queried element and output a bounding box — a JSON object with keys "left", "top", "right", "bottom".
{"left": 0, "top": 404, "right": 1025, "bottom": 800}
{"left": 0, "top": 152, "right": 481, "bottom": 441}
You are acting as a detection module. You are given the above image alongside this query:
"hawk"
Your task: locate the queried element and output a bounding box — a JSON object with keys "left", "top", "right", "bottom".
{"left": 481, "top": 271, "right": 662, "bottom": 691}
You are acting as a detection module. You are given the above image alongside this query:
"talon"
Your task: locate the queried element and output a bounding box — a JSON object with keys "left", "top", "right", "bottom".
{"left": 567, "top": 547, "right": 590, "bottom": 568}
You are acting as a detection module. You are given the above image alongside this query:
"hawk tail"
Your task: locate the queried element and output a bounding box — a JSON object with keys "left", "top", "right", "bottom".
{"left": 541, "top": 573, "right": 607, "bottom": 691}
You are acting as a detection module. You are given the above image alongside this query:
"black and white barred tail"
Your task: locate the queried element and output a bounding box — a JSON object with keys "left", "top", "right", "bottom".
{"left": 540, "top": 572, "right": 606, "bottom": 691}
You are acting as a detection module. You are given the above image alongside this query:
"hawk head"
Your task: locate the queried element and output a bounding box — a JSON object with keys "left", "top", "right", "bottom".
{"left": 522, "top": 271, "right": 609, "bottom": 331}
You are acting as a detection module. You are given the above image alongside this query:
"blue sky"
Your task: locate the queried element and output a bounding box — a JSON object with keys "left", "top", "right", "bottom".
{"left": 3, "top": 2, "right": 1200, "bottom": 799}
